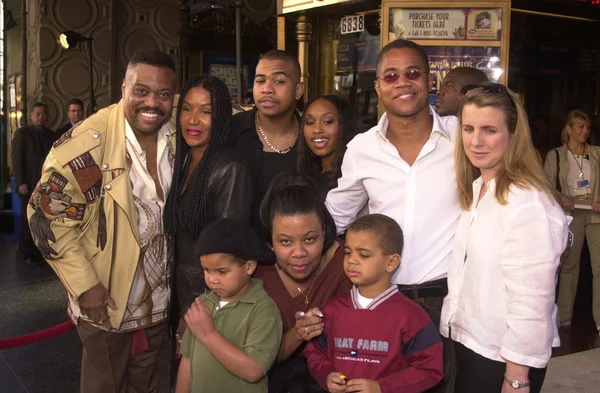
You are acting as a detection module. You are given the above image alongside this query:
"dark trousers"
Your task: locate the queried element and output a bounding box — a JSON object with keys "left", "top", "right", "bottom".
{"left": 454, "top": 341, "right": 547, "bottom": 393}
{"left": 398, "top": 279, "right": 456, "bottom": 393}
{"left": 77, "top": 320, "right": 166, "bottom": 393}
{"left": 268, "top": 354, "right": 324, "bottom": 393}
{"left": 19, "top": 193, "right": 38, "bottom": 258}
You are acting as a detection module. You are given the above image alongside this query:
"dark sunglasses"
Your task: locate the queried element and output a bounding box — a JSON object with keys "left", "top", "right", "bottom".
{"left": 461, "top": 83, "right": 517, "bottom": 110}
{"left": 377, "top": 69, "right": 425, "bottom": 84}
{"left": 461, "top": 83, "right": 508, "bottom": 95}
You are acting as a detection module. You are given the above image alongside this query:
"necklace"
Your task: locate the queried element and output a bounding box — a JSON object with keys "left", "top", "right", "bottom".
{"left": 256, "top": 112, "right": 298, "bottom": 154}
{"left": 297, "top": 272, "right": 318, "bottom": 305}
{"left": 567, "top": 144, "right": 587, "bottom": 179}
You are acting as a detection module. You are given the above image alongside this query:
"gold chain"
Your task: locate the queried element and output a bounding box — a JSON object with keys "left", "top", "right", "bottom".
{"left": 297, "top": 272, "right": 318, "bottom": 305}
{"left": 256, "top": 112, "right": 298, "bottom": 154}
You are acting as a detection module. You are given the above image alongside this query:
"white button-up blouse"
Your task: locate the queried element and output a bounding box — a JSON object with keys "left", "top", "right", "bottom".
{"left": 440, "top": 177, "right": 569, "bottom": 368}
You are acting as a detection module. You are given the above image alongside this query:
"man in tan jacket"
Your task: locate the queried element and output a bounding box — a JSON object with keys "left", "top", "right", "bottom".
{"left": 28, "top": 48, "right": 177, "bottom": 393}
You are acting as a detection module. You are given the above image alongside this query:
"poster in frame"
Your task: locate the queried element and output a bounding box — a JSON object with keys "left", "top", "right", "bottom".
{"left": 380, "top": 0, "right": 511, "bottom": 111}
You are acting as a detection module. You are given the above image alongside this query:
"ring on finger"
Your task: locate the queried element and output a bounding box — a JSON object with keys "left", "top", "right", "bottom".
{"left": 304, "top": 327, "right": 309, "bottom": 335}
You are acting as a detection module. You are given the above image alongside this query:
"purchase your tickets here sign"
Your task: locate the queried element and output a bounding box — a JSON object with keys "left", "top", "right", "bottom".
{"left": 389, "top": 8, "right": 502, "bottom": 41}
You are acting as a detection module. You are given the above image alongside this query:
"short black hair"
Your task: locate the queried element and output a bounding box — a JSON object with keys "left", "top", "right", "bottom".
{"left": 260, "top": 173, "right": 336, "bottom": 254}
{"left": 128, "top": 48, "right": 176, "bottom": 72}
{"left": 31, "top": 102, "right": 48, "bottom": 113}
{"left": 446, "top": 67, "right": 488, "bottom": 86}
{"left": 66, "top": 98, "right": 84, "bottom": 109}
{"left": 376, "top": 39, "right": 429, "bottom": 75}
{"left": 259, "top": 49, "right": 301, "bottom": 82}
{"left": 347, "top": 214, "right": 404, "bottom": 256}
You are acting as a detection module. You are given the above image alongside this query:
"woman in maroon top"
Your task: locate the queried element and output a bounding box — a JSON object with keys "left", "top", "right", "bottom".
{"left": 255, "top": 173, "right": 352, "bottom": 393}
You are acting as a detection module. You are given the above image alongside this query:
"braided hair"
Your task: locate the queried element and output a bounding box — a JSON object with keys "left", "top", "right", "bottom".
{"left": 296, "top": 95, "right": 359, "bottom": 190}
{"left": 164, "top": 74, "right": 232, "bottom": 234}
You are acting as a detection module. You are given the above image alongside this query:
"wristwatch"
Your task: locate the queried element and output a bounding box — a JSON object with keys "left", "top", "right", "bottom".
{"left": 504, "top": 374, "right": 531, "bottom": 389}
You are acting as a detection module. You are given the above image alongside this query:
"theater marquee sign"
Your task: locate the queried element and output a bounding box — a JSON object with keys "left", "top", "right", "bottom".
{"left": 278, "top": 0, "right": 353, "bottom": 14}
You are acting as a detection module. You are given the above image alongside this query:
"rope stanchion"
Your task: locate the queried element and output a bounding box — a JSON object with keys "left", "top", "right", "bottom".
{"left": 0, "top": 321, "right": 75, "bottom": 350}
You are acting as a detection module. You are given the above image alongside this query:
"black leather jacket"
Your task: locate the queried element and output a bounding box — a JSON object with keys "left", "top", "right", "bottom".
{"left": 174, "top": 147, "right": 254, "bottom": 317}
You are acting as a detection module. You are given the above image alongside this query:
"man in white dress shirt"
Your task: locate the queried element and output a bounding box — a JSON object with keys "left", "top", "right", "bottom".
{"left": 326, "top": 39, "right": 459, "bottom": 393}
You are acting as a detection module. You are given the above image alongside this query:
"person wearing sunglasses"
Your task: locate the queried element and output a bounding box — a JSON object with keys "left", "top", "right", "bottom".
{"left": 435, "top": 67, "right": 488, "bottom": 117}
{"left": 440, "top": 83, "right": 569, "bottom": 393}
{"left": 326, "top": 39, "right": 459, "bottom": 393}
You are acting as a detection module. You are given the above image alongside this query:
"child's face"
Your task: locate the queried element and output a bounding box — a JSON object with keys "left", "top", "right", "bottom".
{"left": 201, "top": 253, "right": 257, "bottom": 302}
{"left": 343, "top": 230, "right": 400, "bottom": 295}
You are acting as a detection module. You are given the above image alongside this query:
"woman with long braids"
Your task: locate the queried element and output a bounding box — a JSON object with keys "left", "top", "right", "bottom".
{"left": 164, "top": 74, "right": 254, "bottom": 355}
{"left": 297, "top": 95, "right": 359, "bottom": 200}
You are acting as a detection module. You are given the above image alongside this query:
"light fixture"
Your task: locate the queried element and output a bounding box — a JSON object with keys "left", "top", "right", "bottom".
{"left": 58, "top": 31, "right": 88, "bottom": 49}
{"left": 486, "top": 57, "right": 502, "bottom": 82}
{"left": 57, "top": 31, "right": 97, "bottom": 113}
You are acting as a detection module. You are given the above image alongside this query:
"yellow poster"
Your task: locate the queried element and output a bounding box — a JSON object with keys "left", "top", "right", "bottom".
{"left": 389, "top": 8, "right": 502, "bottom": 42}
{"left": 466, "top": 9, "right": 502, "bottom": 40}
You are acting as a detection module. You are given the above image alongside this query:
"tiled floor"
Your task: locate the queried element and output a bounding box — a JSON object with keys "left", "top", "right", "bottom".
{"left": 0, "top": 237, "right": 172, "bottom": 393}
{"left": 0, "top": 230, "right": 597, "bottom": 392}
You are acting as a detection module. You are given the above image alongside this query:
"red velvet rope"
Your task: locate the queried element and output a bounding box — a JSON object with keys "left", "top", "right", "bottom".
{"left": 0, "top": 321, "right": 75, "bottom": 349}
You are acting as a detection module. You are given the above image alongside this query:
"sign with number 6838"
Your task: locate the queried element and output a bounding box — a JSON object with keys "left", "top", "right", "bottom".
{"left": 341, "top": 14, "right": 364, "bottom": 34}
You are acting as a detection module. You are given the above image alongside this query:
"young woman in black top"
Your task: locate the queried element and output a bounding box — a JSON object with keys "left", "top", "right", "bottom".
{"left": 297, "top": 95, "right": 359, "bottom": 200}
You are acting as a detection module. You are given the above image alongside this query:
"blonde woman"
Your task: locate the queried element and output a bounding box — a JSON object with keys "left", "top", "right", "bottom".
{"left": 544, "top": 109, "right": 600, "bottom": 347}
{"left": 441, "top": 83, "right": 569, "bottom": 393}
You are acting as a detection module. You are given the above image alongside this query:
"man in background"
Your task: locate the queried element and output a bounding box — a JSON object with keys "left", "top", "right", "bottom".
{"left": 435, "top": 67, "right": 488, "bottom": 116}
{"left": 56, "top": 98, "right": 85, "bottom": 136}
{"left": 11, "top": 102, "right": 57, "bottom": 265}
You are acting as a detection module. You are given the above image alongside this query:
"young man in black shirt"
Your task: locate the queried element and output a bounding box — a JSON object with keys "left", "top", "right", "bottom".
{"left": 229, "top": 50, "right": 304, "bottom": 235}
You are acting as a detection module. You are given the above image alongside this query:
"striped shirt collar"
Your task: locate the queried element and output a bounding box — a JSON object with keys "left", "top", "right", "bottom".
{"left": 350, "top": 285, "right": 398, "bottom": 310}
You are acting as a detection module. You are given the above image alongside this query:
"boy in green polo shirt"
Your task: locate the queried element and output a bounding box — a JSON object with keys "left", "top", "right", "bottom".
{"left": 175, "top": 219, "right": 282, "bottom": 393}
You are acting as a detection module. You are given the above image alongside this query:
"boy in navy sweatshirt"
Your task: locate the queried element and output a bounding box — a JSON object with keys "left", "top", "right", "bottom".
{"left": 304, "top": 214, "right": 443, "bottom": 393}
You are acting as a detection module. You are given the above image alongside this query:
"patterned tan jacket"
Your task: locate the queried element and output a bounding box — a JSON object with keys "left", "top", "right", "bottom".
{"left": 27, "top": 100, "right": 176, "bottom": 329}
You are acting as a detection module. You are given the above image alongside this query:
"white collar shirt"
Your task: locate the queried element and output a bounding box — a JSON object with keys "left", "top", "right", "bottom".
{"left": 118, "top": 120, "right": 174, "bottom": 332}
{"left": 440, "top": 178, "right": 567, "bottom": 368}
{"left": 326, "top": 106, "right": 460, "bottom": 285}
